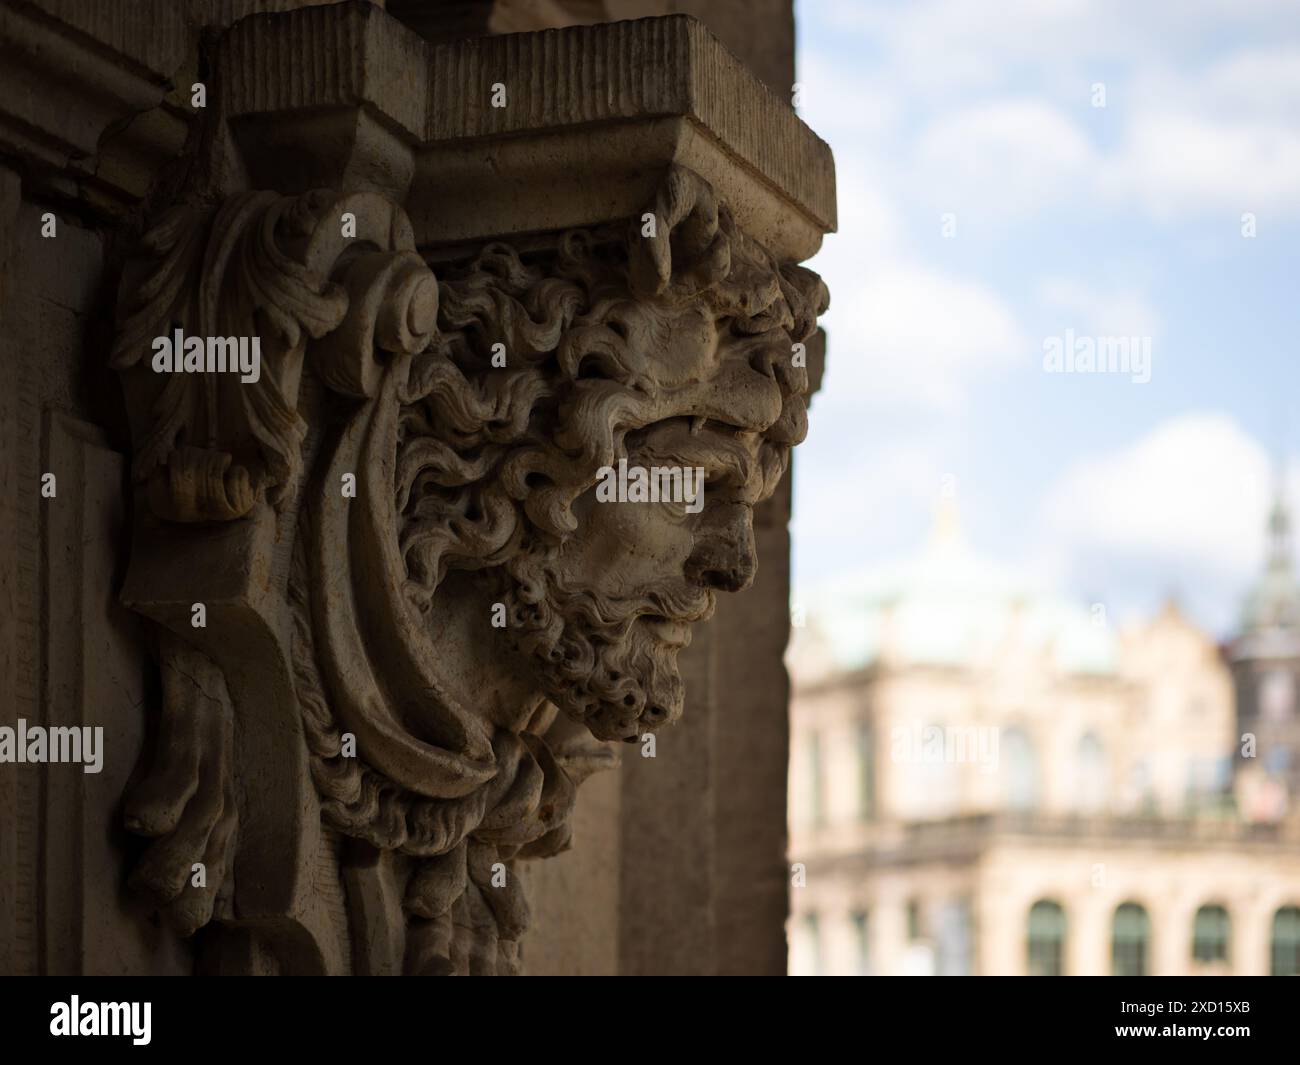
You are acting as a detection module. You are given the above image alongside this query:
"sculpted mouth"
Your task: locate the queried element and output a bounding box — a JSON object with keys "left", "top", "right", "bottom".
{"left": 642, "top": 615, "right": 693, "bottom": 649}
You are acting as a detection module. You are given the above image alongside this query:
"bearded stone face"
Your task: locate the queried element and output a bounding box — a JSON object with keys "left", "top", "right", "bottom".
{"left": 502, "top": 423, "right": 766, "bottom": 741}
{"left": 492, "top": 317, "right": 802, "bottom": 741}
{"left": 395, "top": 169, "right": 825, "bottom": 748}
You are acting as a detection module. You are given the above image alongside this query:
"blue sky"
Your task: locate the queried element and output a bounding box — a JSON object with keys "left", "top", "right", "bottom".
{"left": 791, "top": 0, "right": 1300, "bottom": 637}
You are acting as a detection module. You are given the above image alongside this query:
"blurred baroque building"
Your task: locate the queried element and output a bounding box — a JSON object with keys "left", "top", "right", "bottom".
{"left": 788, "top": 496, "right": 1300, "bottom": 976}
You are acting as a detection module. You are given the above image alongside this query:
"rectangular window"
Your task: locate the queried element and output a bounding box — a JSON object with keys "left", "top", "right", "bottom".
{"left": 808, "top": 731, "right": 825, "bottom": 827}
{"left": 857, "top": 723, "right": 874, "bottom": 821}
{"left": 936, "top": 898, "right": 974, "bottom": 976}
{"left": 804, "top": 912, "right": 821, "bottom": 976}
{"left": 907, "top": 898, "right": 922, "bottom": 942}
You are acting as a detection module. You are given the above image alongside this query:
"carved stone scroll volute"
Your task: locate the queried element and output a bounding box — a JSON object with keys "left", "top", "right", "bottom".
{"left": 113, "top": 185, "right": 442, "bottom": 971}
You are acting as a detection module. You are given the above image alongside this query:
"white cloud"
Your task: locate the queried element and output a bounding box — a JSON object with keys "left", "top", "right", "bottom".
{"left": 1038, "top": 278, "right": 1162, "bottom": 339}
{"left": 817, "top": 0, "right": 1105, "bottom": 95}
{"left": 814, "top": 0, "right": 1300, "bottom": 92}
{"left": 793, "top": 56, "right": 901, "bottom": 143}
{"left": 1036, "top": 414, "right": 1285, "bottom": 631}
{"left": 793, "top": 435, "right": 947, "bottom": 587}
{"left": 1202, "top": 45, "right": 1300, "bottom": 114}
{"left": 915, "top": 99, "right": 1094, "bottom": 218}
{"left": 802, "top": 1, "right": 1300, "bottom": 222}
{"left": 809, "top": 160, "right": 904, "bottom": 274}
{"left": 795, "top": 47, "right": 1032, "bottom": 415}
{"left": 1101, "top": 102, "right": 1300, "bottom": 219}
{"left": 824, "top": 264, "right": 1027, "bottom": 411}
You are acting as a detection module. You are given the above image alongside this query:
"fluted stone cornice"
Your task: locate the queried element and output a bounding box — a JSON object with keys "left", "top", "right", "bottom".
{"left": 217, "top": 4, "right": 836, "bottom": 257}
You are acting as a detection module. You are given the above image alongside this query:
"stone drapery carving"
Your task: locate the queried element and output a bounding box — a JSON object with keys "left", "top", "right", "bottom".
{"left": 112, "top": 162, "right": 826, "bottom": 973}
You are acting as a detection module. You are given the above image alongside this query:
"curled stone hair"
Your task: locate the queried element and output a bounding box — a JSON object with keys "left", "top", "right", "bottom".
{"left": 395, "top": 167, "right": 828, "bottom": 609}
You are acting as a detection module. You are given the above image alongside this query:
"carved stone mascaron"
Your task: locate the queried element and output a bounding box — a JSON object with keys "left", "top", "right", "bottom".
{"left": 107, "top": 9, "right": 833, "bottom": 975}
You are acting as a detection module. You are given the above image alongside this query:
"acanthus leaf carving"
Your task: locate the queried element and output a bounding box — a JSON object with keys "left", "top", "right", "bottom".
{"left": 112, "top": 189, "right": 426, "bottom": 522}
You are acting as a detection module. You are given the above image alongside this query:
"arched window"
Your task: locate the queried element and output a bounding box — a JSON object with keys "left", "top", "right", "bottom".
{"left": 1272, "top": 905, "right": 1300, "bottom": 976}
{"left": 906, "top": 897, "right": 923, "bottom": 941}
{"left": 1027, "top": 899, "right": 1066, "bottom": 976}
{"left": 1192, "top": 904, "right": 1230, "bottom": 966}
{"left": 1002, "top": 727, "right": 1038, "bottom": 811}
{"left": 850, "top": 910, "right": 869, "bottom": 975}
{"left": 1112, "top": 902, "right": 1150, "bottom": 976}
{"left": 1076, "top": 732, "right": 1108, "bottom": 813}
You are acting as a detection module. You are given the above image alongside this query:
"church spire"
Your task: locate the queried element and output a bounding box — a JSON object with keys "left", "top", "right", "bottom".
{"left": 1268, "top": 456, "right": 1293, "bottom": 575}
{"left": 1239, "top": 455, "right": 1300, "bottom": 637}
{"left": 927, "top": 477, "right": 966, "bottom": 554}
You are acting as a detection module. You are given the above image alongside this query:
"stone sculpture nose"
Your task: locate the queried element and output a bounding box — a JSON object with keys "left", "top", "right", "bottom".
{"left": 685, "top": 502, "right": 757, "bottom": 592}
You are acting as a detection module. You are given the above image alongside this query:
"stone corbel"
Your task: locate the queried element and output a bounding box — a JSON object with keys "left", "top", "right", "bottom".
{"left": 110, "top": 4, "right": 835, "bottom": 975}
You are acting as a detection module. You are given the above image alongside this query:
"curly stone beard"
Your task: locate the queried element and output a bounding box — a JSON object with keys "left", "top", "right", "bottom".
{"left": 502, "top": 553, "right": 716, "bottom": 741}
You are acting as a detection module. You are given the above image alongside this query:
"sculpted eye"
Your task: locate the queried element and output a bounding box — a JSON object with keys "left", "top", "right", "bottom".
{"left": 575, "top": 354, "right": 607, "bottom": 379}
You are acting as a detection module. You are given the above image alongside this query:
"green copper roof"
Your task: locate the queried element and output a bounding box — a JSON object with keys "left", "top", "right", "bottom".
{"left": 801, "top": 500, "right": 1117, "bottom": 675}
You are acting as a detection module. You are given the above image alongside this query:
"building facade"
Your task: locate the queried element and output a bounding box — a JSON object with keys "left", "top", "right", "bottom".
{"left": 788, "top": 499, "right": 1300, "bottom": 976}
